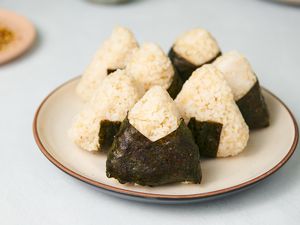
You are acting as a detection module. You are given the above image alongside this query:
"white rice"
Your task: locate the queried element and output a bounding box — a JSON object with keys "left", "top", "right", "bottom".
{"left": 213, "top": 51, "right": 257, "bottom": 101}
{"left": 126, "top": 43, "right": 174, "bottom": 92}
{"left": 76, "top": 26, "right": 138, "bottom": 101}
{"left": 175, "top": 65, "right": 249, "bottom": 157}
{"left": 128, "top": 86, "right": 181, "bottom": 142}
{"left": 173, "top": 28, "right": 220, "bottom": 66}
{"left": 76, "top": 60, "right": 107, "bottom": 101}
{"left": 95, "top": 26, "right": 139, "bottom": 70}
{"left": 69, "top": 70, "right": 142, "bottom": 151}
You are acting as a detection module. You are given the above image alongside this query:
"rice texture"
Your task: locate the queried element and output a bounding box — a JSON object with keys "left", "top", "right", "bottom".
{"left": 173, "top": 28, "right": 220, "bottom": 66}
{"left": 175, "top": 65, "right": 249, "bottom": 157}
{"left": 69, "top": 70, "right": 142, "bottom": 151}
{"left": 76, "top": 26, "right": 138, "bottom": 101}
{"left": 95, "top": 26, "right": 138, "bottom": 70}
{"left": 213, "top": 51, "right": 257, "bottom": 101}
{"left": 76, "top": 60, "right": 107, "bottom": 101}
{"left": 126, "top": 43, "right": 174, "bottom": 92}
{"left": 128, "top": 86, "right": 181, "bottom": 142}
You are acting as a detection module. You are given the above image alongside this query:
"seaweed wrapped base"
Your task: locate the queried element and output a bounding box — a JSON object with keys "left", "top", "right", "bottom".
{"left": 167, "top": 68, "right": 183, "bottom": 99}
{"left": 107, "top": 69, "right": 117, "bottom": 74}
{"left": 188, "top": 118, "right": 223, "bottom": 158}
{"left": 99, "top": 120, "right": 121, "bottom": 152}
{"left": 106, "top": 118, "right": 202, "bottom": 186}
{"left": 236, "top": 81, "right": 269, "bottom": 129}
{"left": 168, "top": 48, "right": 221, "bottom": 82}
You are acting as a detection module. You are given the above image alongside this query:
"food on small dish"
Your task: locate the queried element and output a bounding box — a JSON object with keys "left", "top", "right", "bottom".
{"left": 169, "top": 28, "right": 221, "bottom": 82}
{"left": 0, "top": 9, "right": 36, "bottom": 65}
{"left": 126, "top": 43, "right": 183, "bottom": 99}
{"left": 76, "top": 26, "right": 139, "bottom": 101}
{"left": 69, "top": 69, "right": 142, "bottom": 152}
{"left": 213, "top": 51, "right": 269, "bottom": 129}
{"left": 0, "top": 26, "right": 15, "bottom": 51}
{"left": 106, "top": 86, "right": 201, "bottom": 186}
{"left": 175, "top": 65, "right": 249, "bottom": 157}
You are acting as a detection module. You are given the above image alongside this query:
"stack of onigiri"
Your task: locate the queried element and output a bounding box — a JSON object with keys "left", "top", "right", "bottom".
{"left": 69, "top": 26, "right": 269, "bottom": 187}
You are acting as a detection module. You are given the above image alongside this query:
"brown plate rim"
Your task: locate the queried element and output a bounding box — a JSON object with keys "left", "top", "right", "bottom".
{"left": 32, "top": 76, "right": 299, "bottom": 200}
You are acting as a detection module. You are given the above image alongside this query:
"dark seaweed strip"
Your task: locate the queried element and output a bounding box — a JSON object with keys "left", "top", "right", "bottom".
{"left": 99, "top": 120, "right": 121, "bottom": 152}
{"left": 236, "top": 80, "right": 269, "bottom": 129}
{"left": 167, "top": 68, "right": 183, "bottom": 99}
{"left": 168, "top": 48, "right": 198, "bottom": 82}
{"left": 107, "top": 69, "right": 118, "bottom": 74}
{"left": 188, "top": 118, "right": 222, "bottom": 158}
{"left": 106, "top": 118, "right": 201, "bottom": 186}
{"left": 168, "top": 47, "right": 221, "bottom": 82}
{"left": 206, "top": 52, "right": 222, "bottom": 64}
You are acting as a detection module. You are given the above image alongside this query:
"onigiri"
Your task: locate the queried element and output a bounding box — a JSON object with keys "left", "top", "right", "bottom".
{"left": 69, "top": 69, "right": 142, "bottom": 152}
{"left": 76, "top": 26, "right": 139, "bottom": 101}
{"left": 175, "top": 64, "right": 249, "bottom": 157}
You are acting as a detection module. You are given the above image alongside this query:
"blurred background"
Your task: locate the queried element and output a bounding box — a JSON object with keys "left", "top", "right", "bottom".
{"left": 1, "top": 0, "right": 299, "bottom": 106}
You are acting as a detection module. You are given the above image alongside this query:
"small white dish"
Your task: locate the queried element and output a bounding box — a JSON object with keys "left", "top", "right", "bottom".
{"left": 33, "top": 77, "right": 298, "bottom": 203}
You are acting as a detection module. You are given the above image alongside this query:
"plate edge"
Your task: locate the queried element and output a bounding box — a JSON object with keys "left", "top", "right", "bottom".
{"left": 32, "top": 76, "right": 299, "bottom": 201}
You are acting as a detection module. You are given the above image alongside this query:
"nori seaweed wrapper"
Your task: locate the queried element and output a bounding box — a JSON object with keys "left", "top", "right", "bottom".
{"left": 188, "top": 118, "right": 223, "bottom": 158}
{"left": 106, "top": 118, "right": 202, "bottom": 186}
{"left": 99, "top": 120, "right": 121, "bottom": 152}
{"left": 107, "top": 69, "right": 117, "bottom": 74}
{"left": 167, "top": 68, "right": 183, "bottom": 99}
{"left": 168, "top": 47, "right": 221, "bottom": 82}
{"left": 236, "top": 80, "right": 269, "bottom": 129}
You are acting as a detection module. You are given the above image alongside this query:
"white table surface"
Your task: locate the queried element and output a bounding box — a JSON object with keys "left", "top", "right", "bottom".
{"left": 1, "top": 0, "right": 300, "bottom": 224}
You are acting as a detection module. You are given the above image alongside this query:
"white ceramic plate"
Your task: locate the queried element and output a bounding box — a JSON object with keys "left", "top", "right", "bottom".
{"left": 33, "top": 77, "right": 298, "bottom": 203}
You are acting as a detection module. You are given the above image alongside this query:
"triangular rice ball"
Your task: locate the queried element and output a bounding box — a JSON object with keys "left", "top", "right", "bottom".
{"left": 106, "top": 86, "right": 201, "bottom": 186}
{"left": 175, "top": 64, "right": 249, "bottom": 157}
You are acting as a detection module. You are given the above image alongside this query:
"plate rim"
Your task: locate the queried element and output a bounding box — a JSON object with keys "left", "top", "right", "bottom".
{"left": 33, "top": 76, "right": 299, "bottom": 201}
